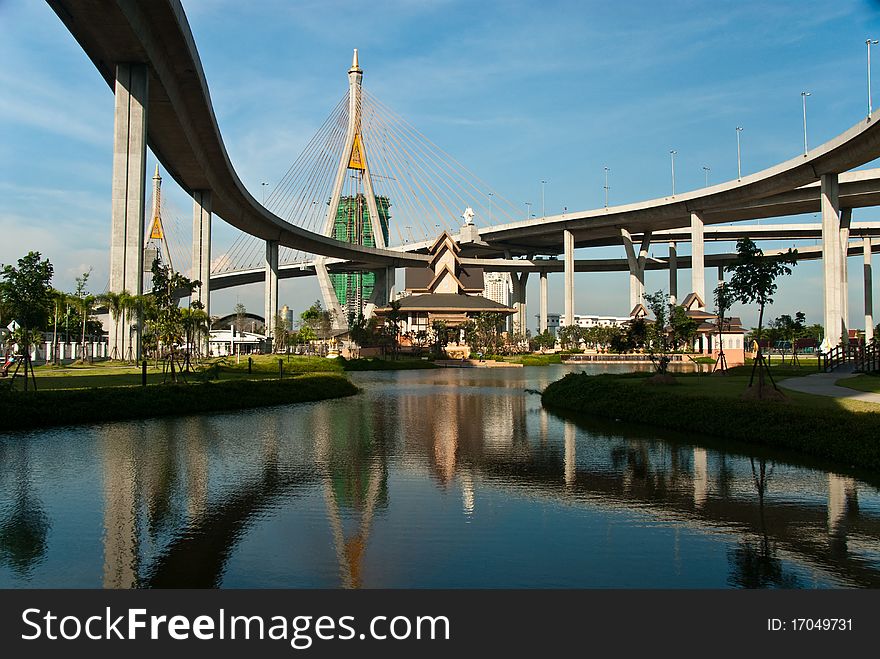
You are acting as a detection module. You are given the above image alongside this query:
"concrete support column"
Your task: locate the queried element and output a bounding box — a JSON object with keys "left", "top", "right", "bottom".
{"left": 191, "top": 191, "right": 212, "bottom": 352}
{"left": 109, "top": 63, "right": 148, "bottom": 361}
{"left": 668, "top": 242, "right": 678, "bottom": 304}
{"left": 539, "top": 271, "right": 548, "bottom": 333}
{"left": 622, "top": 229, "right": 651, "bottom": 312}
{"left": 387, "top": 266, "right": 396, "bottom": 303}
{"left": 511, "top": 273, "right": 529, "bottom": 336}
{"left": 866, "top": 237, "right": 874, "bottom": 344}
{"left": 264, "top": 240, "right": 279, "bottom": 340}
{"left": 840, "top": 208, "right": 852, "bottom": 339}
{"left": 563, "top": 229, "right": 575, "bottom": 326}
{"left": 516, "top": 272, "right": 529, "bottom": 337}
{"left": 821, "top": 173, "right": 842, "bottom": 346}
{"left": 690, "top": 211, "right": 705, "bottom": 308}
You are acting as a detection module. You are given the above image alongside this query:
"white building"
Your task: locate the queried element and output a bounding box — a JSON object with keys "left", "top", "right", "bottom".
{"left": 482, "top": 272, "right": 512, "bottom": 307}
{"left": 572, "top": 313, "right": 631, "bottom": 329}
{"left": 534, "top": 312, "right": 562, "bottom": 336}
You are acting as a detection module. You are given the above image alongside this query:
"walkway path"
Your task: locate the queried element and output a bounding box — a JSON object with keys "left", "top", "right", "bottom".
{"left": 779, "top": 367, "right": 880, "bottom": 404}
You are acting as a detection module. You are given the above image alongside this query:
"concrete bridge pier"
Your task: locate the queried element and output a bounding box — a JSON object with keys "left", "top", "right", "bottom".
{"left": 841, "top": 208, "right": 852, "bottom": 336}
{"left": 668, "top": 242, "right": 678, "bottom": 304}
{"left": 563, "top": 229, "right": 574, "bottom": 326}
{"left": 866, "top": 237, "right": 874, "bottom": 343}
{"left": 539, "top": 271, "right": 548, "bottom": 333}
{"left": 622, "top": 229, "right": 651, "bottom": 310}
{"left": 690, "top": 211, "right": 705, "bottom": 309}
{"left": 191, "top": 190, "right": 211, "bottom": 352}
{"left": 514, "top": 272, "right": 529, "bottom": 336}
{"left": 109, "top": 63, "right": 149, "bottom": 360}
{"left": 264, "top": 240, "right": 279, "bottom": 340}
{"left": 821, "top": 174, "right": 844, "bottom": 345}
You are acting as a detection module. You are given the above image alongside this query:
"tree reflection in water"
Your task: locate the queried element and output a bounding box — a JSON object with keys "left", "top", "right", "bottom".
{"left": 0, "top": 444, "right": 49, "bottom": 577}
{"left": 727, "top": 457, "right": 800, "bottom": 588}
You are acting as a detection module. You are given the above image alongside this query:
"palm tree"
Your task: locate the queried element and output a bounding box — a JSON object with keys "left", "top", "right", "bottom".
{"left": 75, "top": 293, "right": 97, "bottom": 362}
{"left": 180, "top": 306, "right": 209, "bottom": 369}
{"left": 97, "top": 291, "right": 126, "bottom": 361}
{"left": 49, "top": 289, "right": 69, "bottom": 365}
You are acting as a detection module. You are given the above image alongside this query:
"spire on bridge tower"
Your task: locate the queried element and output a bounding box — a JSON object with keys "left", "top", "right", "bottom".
{"left": 350, "top": 48, "right": 361, "bottom": 74}
{"left": 146, "top": 165, "right": 174, "bottom": 272}
{"left": 316, "top": 50, "right": 391, "bottom": 326}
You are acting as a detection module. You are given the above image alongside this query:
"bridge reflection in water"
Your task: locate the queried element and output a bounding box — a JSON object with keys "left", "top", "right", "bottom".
{"left": 0, "top": 366, "right": 878, "bottom": 588}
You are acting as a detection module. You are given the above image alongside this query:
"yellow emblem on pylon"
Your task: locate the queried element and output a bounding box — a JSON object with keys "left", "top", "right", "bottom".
{"left": 149, "top": 216, "right": 164, "bottom": 240}
{"left": 348, "top": 133, "right": 366, "bottom": 170}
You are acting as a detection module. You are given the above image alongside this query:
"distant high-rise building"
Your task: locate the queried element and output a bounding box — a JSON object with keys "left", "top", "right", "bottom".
{"left": 329, "top": 194, "right": 391, "bottom": 318}
{"left": 482, "top": 272, "right": 512, "bottom": 308}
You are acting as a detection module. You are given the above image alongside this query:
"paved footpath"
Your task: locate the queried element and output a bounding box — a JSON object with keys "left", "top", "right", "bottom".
{"left": 779, "top": 367, "right": 880, "bottom": 404}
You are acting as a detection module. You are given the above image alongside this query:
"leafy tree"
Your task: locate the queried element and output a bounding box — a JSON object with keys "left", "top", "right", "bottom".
{"left": 272, "top": 312, "right": 289, "bottom": 353}
{"left": 145, "top": 259, "right": 199, "bottom": 381}
{"left": 430, "top": 319, "right": 450, "bottom": 356}
{"left": 72, "top": 269, "right": 98, "bottom": 362}
{"left": 669, "top": 304, "right": 698, "bottom": 351}
{"left": 712, "top": 282, "right": 736, "bottom": 373}
{"left": 557, "top": 324, "right": 582, "bottom": 351}
{"left": 726, "top": 238, "right": 797, "bottom": 395}
{"left": 472, "top": 312, "right": 506, "bottom": 355}
{"left": 770, "top": 312, "right": 806, "bottom": 365}
{"left": 643, "top": 292, "right": 672, "bottom": 373}
{"left": 383, "top": 299, "right": 404, "bottom": 359}
{"left": 233, "top": 302, "right": 248, "bottom": 334}
{"left": 0, "top": 252, "right": 54, "bottom": 390}
{"left": 533, "top": 329, "right": 556, "bottom": 352}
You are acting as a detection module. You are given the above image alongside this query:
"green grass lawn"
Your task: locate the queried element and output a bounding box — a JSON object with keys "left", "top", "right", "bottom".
{"left": 9, "top": 356, "right": 342, "bottom": 391}
{"left": 837, "top": 373, "right": 880, "bottom": 394}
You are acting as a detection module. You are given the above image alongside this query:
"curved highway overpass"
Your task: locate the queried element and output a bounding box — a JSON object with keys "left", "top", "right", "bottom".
{"left": 50, "top": 0, "right": 880, "bottom": 268}
{"left": 47, "top": 0, "right": 429, "bottom": 268}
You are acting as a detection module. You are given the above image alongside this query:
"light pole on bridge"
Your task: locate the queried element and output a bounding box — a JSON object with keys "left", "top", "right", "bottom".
{"left": 525, "top": 201, "right": 532, "bottom": 219}
{"left": 801, "top": 91, "right": 811, "bottom": 156}
{"left": 868, "top": 39, "right": 878, "bottom": 117}
{"left": 702, "top": 165, "right": 710, "bottom": 187}
{"left": 736, "top": 126, "right": 743, "bottom": 181}
{"left": 603, "top": 166, "right": 610, "bottom": 208}
{"left": 540, "top": 180, "right": 548, "bottom": 218}
{"left": 488, "top": 192, "right": 494, "bottom": 224}
{"left": 669, "top": 150, "right": 677, "bottom": 196}
{"left": 261, "top": 181, "right": 268, "bottom": 205}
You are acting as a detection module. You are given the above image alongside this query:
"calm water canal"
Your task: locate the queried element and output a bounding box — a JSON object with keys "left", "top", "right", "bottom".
{"left": 1, "top": 365, "right": 878, "bottom": 588}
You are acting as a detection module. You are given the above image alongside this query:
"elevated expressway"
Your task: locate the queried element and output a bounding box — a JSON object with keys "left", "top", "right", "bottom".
{"left": 49, "top": 0, "right": 880, "bottom": 342}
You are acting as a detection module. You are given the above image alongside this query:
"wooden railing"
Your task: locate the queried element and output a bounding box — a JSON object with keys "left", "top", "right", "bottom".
{"left": 819, "top": 343, "right": 866, "bottom": 372}
{"left": 855, "top": 342, "right": 879, "bottom": 374}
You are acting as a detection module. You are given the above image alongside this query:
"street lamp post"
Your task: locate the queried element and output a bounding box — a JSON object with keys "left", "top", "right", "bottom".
{"left": 603, "top": 166, "right": 610, "bottom": 207}
{"left": 669, "top": 150, "right": 677, "bottom": 196}
{"left": 540, "top": 180, "right": 547, "bottom": 218}
{"left": 868, "top": 39, "right": 879, "bottom": 116}
{"left": 525, "top": 201, "right": 532, "bottom": 219}
{"left": 261, "top": 181, "right": 268, "bottom": 204}
{"left": 488, "top": 192, "right": 494, "bottom": 224}
{"left": 736, "top": 126, "right": 743, "bottom": 181}
{"left": 702, "top": 165, "right": 710, "bottom": 187}
{"left": 801, "top": 91, "right": 811, "bottom": 156}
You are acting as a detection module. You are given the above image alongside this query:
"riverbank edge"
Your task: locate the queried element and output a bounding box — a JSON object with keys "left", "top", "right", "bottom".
{"left": 0, "top": 373, "right": 360, "bottom": 431}
{"left": 541, "top": 372, "right": 880, "bottom": 471}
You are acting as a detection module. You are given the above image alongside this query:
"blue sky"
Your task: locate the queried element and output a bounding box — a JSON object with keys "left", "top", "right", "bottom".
{"left": 2, "top": 0, "right": 880, "bottom": 330}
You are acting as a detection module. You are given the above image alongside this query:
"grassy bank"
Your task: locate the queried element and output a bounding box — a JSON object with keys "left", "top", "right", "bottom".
{"left": 838, "top": 373, "right": 880, "bottom": 394}
{"left": 541, "top": 371, "right": 880, "bottom": 471}
{"left": 0, "top": 373, "right": 358, "bottom": 431}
